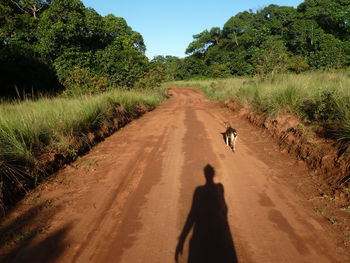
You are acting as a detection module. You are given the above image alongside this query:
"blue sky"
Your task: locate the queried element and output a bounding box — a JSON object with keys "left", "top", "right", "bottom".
{"left": 81, "top": 0, "right": 305, "bottom": 60}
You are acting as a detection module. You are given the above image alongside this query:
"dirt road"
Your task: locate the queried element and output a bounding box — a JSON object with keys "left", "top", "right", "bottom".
{"left": 5, "top": 87, "right": 349, "bottom": 262}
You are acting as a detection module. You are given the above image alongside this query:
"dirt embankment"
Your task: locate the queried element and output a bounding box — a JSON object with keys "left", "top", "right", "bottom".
{"left": 42, "top": 104, "right": 154, "bottom": 175}
{"left": 2, "top": 103, "right": 157, "bottom": 210}
{"left": 224, "top": 99, "right": 350, "bottom": 245}
{"left": 224, "top": 100, "right": 350, "bottom": 198}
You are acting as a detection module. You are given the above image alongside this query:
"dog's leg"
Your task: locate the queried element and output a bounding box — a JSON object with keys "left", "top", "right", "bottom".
{"left": 230, "top": 135, "right": 234, "bottom": 151}
{"left": 232, "top": 136, "right": 237, "bottom": 152}
{"left": 226, "top": 134, "right": 229, "bottom": 146}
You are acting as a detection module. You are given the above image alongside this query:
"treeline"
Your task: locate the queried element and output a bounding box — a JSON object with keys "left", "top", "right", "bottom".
{"left": 153, "top": 0, "right": 350, "bottom": 79}
{"left": 0, "top": 0, "right": 162, "bottom": 98}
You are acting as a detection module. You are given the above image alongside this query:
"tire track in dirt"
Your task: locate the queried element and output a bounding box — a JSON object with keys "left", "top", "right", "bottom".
{"left": 72, "top": 133, "right": 168, "bottom": 262}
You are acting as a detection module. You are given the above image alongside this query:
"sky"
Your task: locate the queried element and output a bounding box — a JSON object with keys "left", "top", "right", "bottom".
{"left": 81, "top": 0, "right": 305, "bottom": 60}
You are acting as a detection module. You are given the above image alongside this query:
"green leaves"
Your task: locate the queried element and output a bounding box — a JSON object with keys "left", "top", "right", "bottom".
{"left": 36, "top": 0, "right": 86, "bottom": 60}
{"left": 0, "top": 0, "right": 150, "bottom": 97}
{"left": 298, "top": 0, "right": 350, "bottom": 40}
{"left": 185, "top": 27, "right": 222, "bottom": 55}
{"left": 183, "top": 0, "right": 349, "bottom": 78}
{"left": 94, "top": 35, "right": 149, "bottom": 88}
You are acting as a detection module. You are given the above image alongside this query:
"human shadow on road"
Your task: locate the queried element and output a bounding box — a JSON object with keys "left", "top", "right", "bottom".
{"left": 175, "top": 164, "right": 238, "bottom": 263}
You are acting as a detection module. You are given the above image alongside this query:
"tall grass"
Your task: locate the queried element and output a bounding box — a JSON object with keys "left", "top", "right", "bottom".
{"left": 169, "top": 71, "right": 350, "bottom": 148}
{"left": 0, "top": 87, "right": 166, "bottom": 209}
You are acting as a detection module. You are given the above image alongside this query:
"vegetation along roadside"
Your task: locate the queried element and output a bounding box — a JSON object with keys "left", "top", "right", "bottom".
{"left": 168, "top": 71, "right": 350, "bottom": 192}
{"left": 0, "top": 0, "right": 167, "bottom": 211}
{"left": 0, "top": 87, "right": 167, "bottom": 212}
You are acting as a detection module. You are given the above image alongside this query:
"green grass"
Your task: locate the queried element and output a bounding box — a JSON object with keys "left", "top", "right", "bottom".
{"left": 0, "top": 87, "right": 166, "bottom": 210}
{"left": 168, "top": 71, "right": 350, "bottom": 150}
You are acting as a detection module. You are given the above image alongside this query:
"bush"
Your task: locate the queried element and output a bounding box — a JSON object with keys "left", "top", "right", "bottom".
{"left": 209, "top": 64, "right": 231, "bottom": 78}
{"left": 288, "top": 56, "right": 309, "bottom": 74}
{"left": 62, "top": 67, "right": 109, "bottom": 97}
{"left": 134, "top": 67, "right": 165, "bottom": 89}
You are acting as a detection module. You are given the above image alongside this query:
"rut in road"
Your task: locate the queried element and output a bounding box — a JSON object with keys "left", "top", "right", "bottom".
{"left": 6, "top": 87, "right": 349, "bottom": 263}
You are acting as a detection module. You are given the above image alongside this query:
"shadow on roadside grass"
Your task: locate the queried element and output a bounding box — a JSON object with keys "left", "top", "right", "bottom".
{"left": 3, "top": 224, "right": 71, "bottom": 263}
{"left": 0, "top": 201, "right": 69, "bottom": 263}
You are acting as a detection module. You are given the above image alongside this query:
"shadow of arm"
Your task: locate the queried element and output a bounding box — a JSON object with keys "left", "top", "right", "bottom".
{"left": 175, "top": 189, "right": 198, "bottom": 262}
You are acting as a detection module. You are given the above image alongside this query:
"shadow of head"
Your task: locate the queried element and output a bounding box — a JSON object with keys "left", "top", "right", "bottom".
{"left": 204, "top": 164, "right": 215, "bottom": 184}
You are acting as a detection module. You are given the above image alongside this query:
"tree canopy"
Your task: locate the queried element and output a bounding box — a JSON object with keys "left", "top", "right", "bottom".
{"left": 157, "top": 0, "right": 350, "bottom": 80}
{"left": 0, "top": 0, "right": 150, "bottom": 97}
{"left": 2, "top": 0, "right": 350, "bottom": 93}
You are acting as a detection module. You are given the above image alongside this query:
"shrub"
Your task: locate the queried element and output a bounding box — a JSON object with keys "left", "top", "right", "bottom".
{"left": 134, "top": 67, "right": 165, "bottom": 89}
{"left": 208, "top": 64, "right": 231, "bottom": 78}
{"left": 288, "top": 56, "right": 309, "bottom": 74}
{"left": 62, "top": 67, "right": 109, "bottom": 97}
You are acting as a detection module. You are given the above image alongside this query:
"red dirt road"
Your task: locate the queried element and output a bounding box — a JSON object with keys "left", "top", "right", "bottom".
{"left": 5, "top": 87, "right": 349, "bottom": 262}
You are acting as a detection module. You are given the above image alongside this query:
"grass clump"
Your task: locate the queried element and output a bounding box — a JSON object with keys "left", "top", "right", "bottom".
{"left": 0, "top": 87, "right": 166, "bottom": 210}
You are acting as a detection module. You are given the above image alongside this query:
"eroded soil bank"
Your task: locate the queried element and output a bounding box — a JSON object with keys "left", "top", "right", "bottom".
{"left": 1, "top": 102, "right": 158, "bottom": 210}
{"left": 224, "top": 99, "right": 350, "bottom": 247}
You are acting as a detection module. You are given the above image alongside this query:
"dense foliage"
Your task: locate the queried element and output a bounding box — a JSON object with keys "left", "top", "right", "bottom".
{"left": 0, "top": 0, "right": 153, "bottom": 97}
{"left": 2, "top": 0, "right": 348, "bottom": 94}
{"left": 153, "top": 0, "right": 350, "bottom": 79}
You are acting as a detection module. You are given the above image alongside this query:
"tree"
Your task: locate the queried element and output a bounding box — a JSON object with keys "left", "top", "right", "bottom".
{"left": 259, "top": 5, "right": 297, "bottom": 37}
{"left": 222, "top": 11, "right": 256, "bottom": 47}
{"left": 257, "top": 36, "right": 290, "bottom": 76}
{"left": 298, "top": 0, "right": 350, "bottom": 40}
{"left": 226, "top": 47, "right": 256, "bottom": 76}
{"left": 8, "top": 0, "right": 51, "bottom": 18}
{"left": 103, "top": 14, "right": 146, "bottom": 53}
{"left": 0, "top": 0, "right": 152, "bottom": 97}
{"left": 150, "top": 55, "right": 183, "bottom": 80}
{"left": 181, "top": 56, "right": 207, "bottom": 78}
{"left": 84, "top": 7, "right": 105, "bottom": 50}
{"left": 95, "top": 37, "right": 148, "bottom": 87}
{"left": 53, "top": 47, "right": 94, "bottom": 82}
{"left": 36, "top": 0, "right": 86, "bottom": 62}
{"left": 208, "top": 64, "right": 231, "bottom": 78}
{"left": 186, "top": 29, "right": 211, "bottom": 55}
{"left": 181, "top": 0, "right": 349, "bottom": 77}
{"left": 308, "top": 33, "right": 346, "bottom": 68}
{"left": 287, "top": 19, "right": 324, "bottom": 55}
{"left": 185, "top": 27, "right": 221, "bottom": 55}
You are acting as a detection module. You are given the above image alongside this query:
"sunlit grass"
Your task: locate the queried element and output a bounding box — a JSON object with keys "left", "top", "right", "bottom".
{"left": 168, "top": 71, "right": 350, "bottom": 148}
{"left": 0, "top": 87, "right": 166, "bottom": 209}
